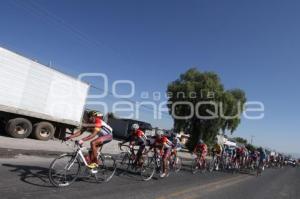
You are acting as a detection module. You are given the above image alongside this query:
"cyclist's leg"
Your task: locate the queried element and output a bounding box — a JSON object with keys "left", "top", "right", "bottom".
{"left": 201, "top": 151, "right": 207, "bottom": 169}
{"left": 200, "top": 156, "right": 204, "bottom": 169}
{"left": 162, "top": 148, "right": 171, "bottom": 174}
{"left": 137, "top": 144, "right": 145, "bottom": 165}
{"left": 91, "top": 138, "right": 101, "bottom": 164}
{"left": 91, "top": 134, "right": 113, "bottom": 164}
{"left": 134, "top": 139, "right": 145, "bottom": 165}
{"left": 195, "top": 150, "right": 200, "bottom": 165}
{"left": 134, "top": 138, "right": 146, "bottom": 165}
{"left": 216, "top": 154, "right": 221, "bottom": 170}
{"left": 235, "top": 155, "right": 239, "bottom": 168}
{"left": 173, "top": 149, "right": 177, "bottom": 157}
{"left": 129, "top": 140, "right": 136, "bottom": 158}
{"left": 170, "top": 149, "right": 175, "bottom": 162}
{"left": 138, "top": 143, "right": 145, "bottom": 157}
{"left": 195, "top": 153, "right": 200, "bottom": 168}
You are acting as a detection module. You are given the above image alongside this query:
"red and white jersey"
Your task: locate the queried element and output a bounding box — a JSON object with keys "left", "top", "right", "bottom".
{"left": 94, "top": 117, "right": 113, "bottom": 136}
{"left": 155, "top": 136, "right": 173, "bottom": 149}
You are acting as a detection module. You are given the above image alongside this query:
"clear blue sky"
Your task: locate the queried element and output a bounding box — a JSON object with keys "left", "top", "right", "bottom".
{"left": 1, "top": 0, "right": 299, "bottom": 154}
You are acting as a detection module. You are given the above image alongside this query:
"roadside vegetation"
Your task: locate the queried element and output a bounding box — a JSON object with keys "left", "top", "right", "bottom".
{"left": 167, "top": 68, "right": 247, "bottom": 151}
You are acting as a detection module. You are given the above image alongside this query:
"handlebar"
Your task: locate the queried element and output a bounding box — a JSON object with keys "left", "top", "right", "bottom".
{"left": 61, "top": 138, "right": 72, "bottom": 145}
{"left": 119, "top": 143, "right": 132, "bottom": 151}
{"left": 119, "top": 143, "right": 124, "bottom": 151}
{"left": 61, "top": 139, "right": 83, "bottom": 148}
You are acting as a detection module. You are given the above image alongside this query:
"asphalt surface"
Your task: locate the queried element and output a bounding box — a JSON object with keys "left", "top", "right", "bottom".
{"left": 0, "top": 155, "right": 299, "bottom": 199}
{"left": 0, "top": 148, "right": 64, "bottom": 158}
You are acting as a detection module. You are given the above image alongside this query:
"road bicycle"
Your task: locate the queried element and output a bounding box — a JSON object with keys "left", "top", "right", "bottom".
{"left": 221, "top": 154, "right": 234, "bottom": 171}
{"left": 207, "top": 152, "right": 222, "bottom": 172}
{"left": 152, "top": 148, "right": 170, "bottom": 177}
{"left": 119, "top": 144, "right": 155, "bottom": 181}
{"left": 245, "top": 156, "right": 259, "bottom": 172}
{"left": 169, "top": 149, "right": 182, "bottom": 173}
{"left": 191, "top": 153, "right": 208, "bottom": 174}
{"left": 49, "top": 140, "right": 117, "bottom": 187}
{"left": 256, "top": 160, "right": 265, "bottom": 176}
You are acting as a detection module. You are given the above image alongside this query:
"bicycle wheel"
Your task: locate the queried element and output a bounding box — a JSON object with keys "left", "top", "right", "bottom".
{"left": 234, "top": 161, "right": 241, "bottom": 173}
{"left": 224, "top": 158, "right": 230, "bottom": 171}
{"left": 173, "top": 156, "right": 182, "bottom": 173}
{"left": 140, "top": 156, "right": 155, "bottom": 181}
{"left": 219, "top": 159, "right": 226, "bottom": 171}
{"left": 208, "top": 159, "right": 215, "bottom": 173}
{"left": 200, "top": 160, "right": 208, "bottom": 173}
{"left": 155, "top": 156, "right": 162, "bottom": 173}
{"left": 94, "top": 155, "right": 117, "bottom": 182}
{"left": 49, "top": 154, "right": 81, "bottom": 187}
{"left": 119, "top": 152, "right": 131, "bottom": 171}
{"left": 256, "top": 162, "right": 263, "bottom": 176}
{"left": 191, "top": 159, "right": 199, "bottom": 174}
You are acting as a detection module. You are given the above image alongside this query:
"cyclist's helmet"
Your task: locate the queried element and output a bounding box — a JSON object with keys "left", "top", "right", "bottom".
{"left": 89, "top": 110, "right": 103, "bottom": 117}
{"left": 155, "top": 130, "right": 164, "bottom": 137}
{"left": 131, "top": 123, "right": 139, "bottom": 131}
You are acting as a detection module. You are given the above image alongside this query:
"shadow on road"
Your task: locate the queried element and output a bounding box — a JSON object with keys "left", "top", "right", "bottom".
{"left": 115, "top": 167, "right": 150, "bottom": 181}
{"left": 2, "top": 163, "right": 53, "bottom": 188}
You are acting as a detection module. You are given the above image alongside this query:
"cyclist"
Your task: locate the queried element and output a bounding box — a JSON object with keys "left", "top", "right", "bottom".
{"left": 169, "top": 132, "right": 181, "bottom": 157}
{"left": 193, "top": 138, "right": 208, "bottom": 169}
{"left": 65, "top": 111, "right": 113, "bottom": 169}
{"left": 270, "top": 152, "right": 275, "bottom": 167}
{"left": 212, "top": 141, "right": 223, "bottom": 170}
{"left": 235, "top": 146, "right": 245, "bottom": 168}
{"left": 249, "top": 149, "right": 258, "bottom": 169}
{"left": 279, "top": 154, "right": 284, "bottom": 168}
{"left": 119, "top": 123, "right": 147, "bottom": 166}
{"left": 257, "top": 147, "right": 266, "bottom": 175}
{"left": 244, "top": 147, "right": 249, "bottom": 167}
{"left": 224, "top": 145, "right": 234, "bottom": 169}
{"left": 154, "top": 130, "right": 173, "bottom": 178}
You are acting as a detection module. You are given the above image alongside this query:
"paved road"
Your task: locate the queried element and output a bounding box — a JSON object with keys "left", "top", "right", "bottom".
{"left": 0, "top": 155, "right": 299, "bottom": 199}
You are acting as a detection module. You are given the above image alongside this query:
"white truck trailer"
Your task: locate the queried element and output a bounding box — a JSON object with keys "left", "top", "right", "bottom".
{"left": 0, "top": 47, "right": 89, "bottom": 140}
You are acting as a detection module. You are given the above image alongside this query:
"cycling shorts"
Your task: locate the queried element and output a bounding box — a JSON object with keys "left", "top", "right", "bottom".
{"left": 162, "top": 148, "right": 171, "bottom": 159}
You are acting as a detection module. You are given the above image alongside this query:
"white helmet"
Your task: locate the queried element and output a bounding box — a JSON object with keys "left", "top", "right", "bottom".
{"left": 131, "top": 123, "right": 139, "bottom": 130}
{"left": 155, "top": 130, "right": 164, "bottom": 136}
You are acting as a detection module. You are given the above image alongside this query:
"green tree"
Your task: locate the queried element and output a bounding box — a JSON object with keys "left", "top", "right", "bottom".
{"left": 167, "top": 68, "right": 246, "bottom": 151}
{"left": 221, "top": 89, "right": 246, "bottom": 133}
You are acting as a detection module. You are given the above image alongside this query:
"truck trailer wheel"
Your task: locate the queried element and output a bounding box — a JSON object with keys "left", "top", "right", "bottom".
{"left": 6, "top": 118, "right": 33, "bottom": 138}
{"left": 32, "top": 122, "right": 55, "bottom": 141}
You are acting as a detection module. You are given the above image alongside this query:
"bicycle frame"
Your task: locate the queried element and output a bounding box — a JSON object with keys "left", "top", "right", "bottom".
{"left": 68, "top": 143, "right": 103, "bottom": 169}
{"left": 152, "top": 149, "right": 162, "bottom": 170}
{"left": 120, "top": 144, "right": 137, "bottom": 161}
